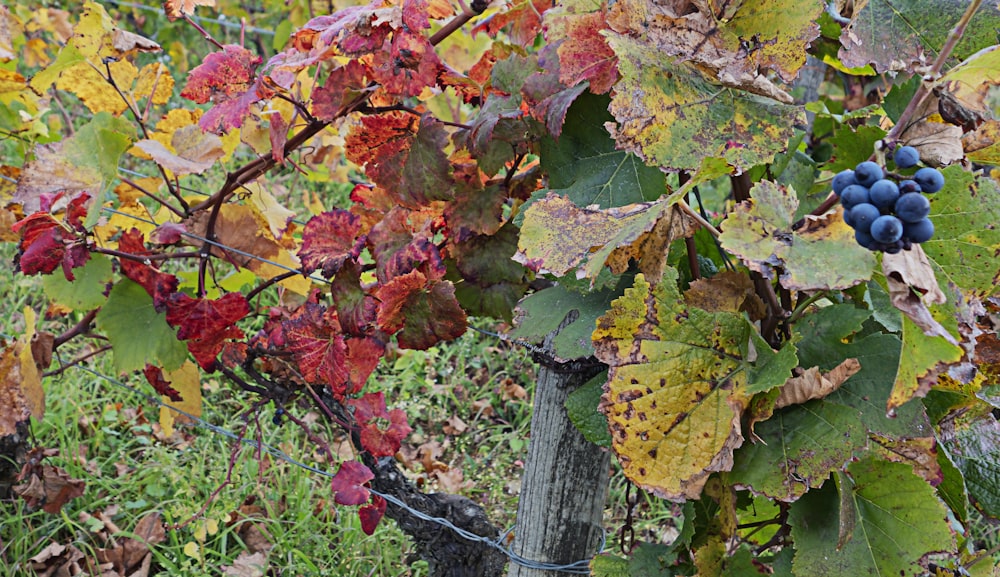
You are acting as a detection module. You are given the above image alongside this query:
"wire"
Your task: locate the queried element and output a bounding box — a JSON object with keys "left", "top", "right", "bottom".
{"left": 102, "top": 0, "right": 277, "bottom": 36}
{"left": 64, "top": 363, "right": 603, "bottom": 573}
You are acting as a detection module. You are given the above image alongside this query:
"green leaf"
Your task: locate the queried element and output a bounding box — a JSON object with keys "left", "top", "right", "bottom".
{"left": 883, "top": 75, "right": 920, "bottom": 124}
{"left": 565, "top": 370, "right": 611, "bottom": 448}
{"left": 718, "top": 180, "right": 876, "bottom": 291}
{"left": 744, "top": 330, "right": 798, "bottom": 395}
{"left": 789, "top": 457, "right": 954, "bottom": 576}
{"left": 938, "top": 412, "right": 1000, "bottom": 519}
{"left": 94, "top": 280, "right": 188, "bottom": 374}
{"left": 936, "top": 444, "right": 969, "bottom": 524}
{"left": 509, "top": 280, "right": 625, "bottom": 361}
{"left": 890, "top": 315, "right": 963, "bottom": 413}
{"left": 839, "top": 0, "right": 1000, "bottom": 74}
{"left": 606, "top": 34, "right": 805, "bottom": 174}
{"left": 628, "top": 542, "right": 677, "bottom": 576}
{"left": 592, "top": 270, "right": 754, "bottom": 500}
{"left": 794, "top": 304, "right": 929, "bottom": 439}
{"left": 924, "top": 168, "right": 1000, "bottom": 296}
{"left": 590, "top": 554, "right": 629, "bottom": 577}
{"left": 538, "top": 92, "right": 667, "bottom": 209}
{"left": 41, "top": 255, "right": 113, "bottom": 311}
{"left": 823, "top": 125, "right": 886, "bottom": 173}
{"left": 731, "top": 401, "right": 866, "bottom": 501}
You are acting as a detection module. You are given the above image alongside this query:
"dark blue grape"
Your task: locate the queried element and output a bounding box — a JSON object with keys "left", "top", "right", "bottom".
{"left": 898, "top": 180, "right": 920, "bottom": 194}
{"left": 883, "top": 242, "right": 903, "bottom": 255}
{"left": 870, "top": 215, "right": 903, "bottom": 243}
{"left": 903, "top": 218, "right": 934, "bottom": 243}
{"left": 914, "top": 167, "right": 944, "bottom": 193}
{"left": 894, "top": 192, "right": 930, "bottom": 223}
{"left": 854, "top": 161, "right": 883, "bottom": 187}
{"left": 893, "top": 145, "right": 920, "bottom": 168}
{"left": 849, "top": 203, "right": 880, "bottom": 233}
{"left": 840, "top": 184, "right": 870, "bottom": 209}
{"left": 869, "top": 179, "right": 899, "bottom": 211}
{"left": 832, "top": 170, "right": 857, "bottom": 196}
{"left": 855, "top": 229, "right": 877, "bottom": 250}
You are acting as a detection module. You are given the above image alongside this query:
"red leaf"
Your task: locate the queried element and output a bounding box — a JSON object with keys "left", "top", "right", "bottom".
{"left": 291, "top": 3, "right": 391, "bottom": 56}
{"left": 117, "top": 229, "right": 179, "bottom": 310}
{"left": 554, "top": 10, "right": 618, "bottom": 94}
{"left": 367, "top": 208, "right": 444, "bottom": 283}
{"left": 331, "top": 260, "right": 378, "bottom": 336}
{"left": 14, "top": 216, "right": 65, "bottom": 276}
{"left": 298, "top": 210, "right": 364, "bottom": 277}
{"left": 370, "top": 31, "right": 442, "bottom": 98}
{"left": 165, "top": 292, "right": 250, "bottom": 370}
{"left": 344, "top": 113, "right": 453, "bottom": 208}
{"left": 349, "top": 392, "right": 412, "bottom": 457}
{"left": 143, "top": 364, "right": 182, "bottom": 401}
{"left": 13, "top": 196, "right": 93, "bottom": 280}
{"left": 331, "top": 460, "right": 373, "bottom": 506}
{"left": 478, "top": 0, "right": 549, "bottom": 47}
{"left": 181, "top": 45, "right": 264, "bottom": 133}
{"left": 358, "top": 495, "right": 386, "bottom": 535}
{"left": 182, "top": 45, "right": 262, "bottom": 104}
{"left": 283, "top": 302, "right": 347, "bottom": 385}
{"left": 376, "top": 270, "right": 468, "bottom": 350}
{"left": 342, "top": 337, "right": 385, "bottom": 396}
{"left": 311, "top": 61, "right": 371, "bottom": 121}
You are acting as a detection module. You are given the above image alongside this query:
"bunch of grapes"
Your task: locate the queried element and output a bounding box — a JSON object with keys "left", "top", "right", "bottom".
{"left": 833, "top": 146, "right": 942, "bottom": 254}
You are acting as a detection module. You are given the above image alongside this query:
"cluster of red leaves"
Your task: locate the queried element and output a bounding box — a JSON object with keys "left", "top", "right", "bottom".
{"left": 12, "top": 192, "right": 91, "bottom": 280}
{"left": 330, "top": 460, "right": 386, "bottom": 534}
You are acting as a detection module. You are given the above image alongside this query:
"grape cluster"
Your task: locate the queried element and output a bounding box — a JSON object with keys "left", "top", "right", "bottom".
{"left": 834, "top": 146, "right": 941, "bottom": 254}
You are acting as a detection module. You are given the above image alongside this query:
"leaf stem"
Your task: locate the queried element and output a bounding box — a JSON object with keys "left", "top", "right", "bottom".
{"left": 183, "top": 14, "right": 226, "bottom": 51}
{"left": 787, "top": 291, "right": 829, "bottom": 324}
{"left": 677, "top": 199, "right": 720, "bottom": 237}
{"left": 886, "top": 0, "right": 983, "bottom": 144}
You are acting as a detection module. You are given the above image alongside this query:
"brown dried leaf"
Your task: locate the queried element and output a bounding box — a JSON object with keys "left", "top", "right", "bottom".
{"left": 13, "top": 462, "right": 85, "bottom": 514}
{"left": 221, "top": 551, "right": 268, "bottom": 577}
{"left": 134, "top": 125, "right": 223, "bottom": 176}
{"left": 882, "top": 246, "right": 958, "bottom": 346}
{"left": 163, "top": 0, "right": 216, "bottom": 21}
{"left": 442, "top": 415, "right": 467, "bottom": 436}
{"left": 111, "top": 29, "right": 160, "bottom": 54}
{"left": 684, "top": 270, "right": 767, "bottom": 320}
{"left": 898, "top": 95, "right": 964, "bottom": 167}
{"left": 773, "top": 358, "right": 861, "bottom": 409}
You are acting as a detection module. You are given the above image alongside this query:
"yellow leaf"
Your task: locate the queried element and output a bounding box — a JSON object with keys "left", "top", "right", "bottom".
{"left": 183, "top": 541, "right": 200, "bottom": 560}
{"left": 0, "top": 344, "right": 31, "bottom": 437}
{"left": 134, "top": 62, "right": 174, "bottom": 105}
{"left": 158, "top": 361, "right": 202, "bottom": 437}
{"left": 244, "top": 181, "right": 296, "bottom": 240}
{"left": 593, "top": 272, "right": 752, "bottom": 501}
{"left": 93, "top": 200, "right": 156, "bottom": 245}
{"left": 56, "top": 59, "right": 137, "bottom": 115}
{"left": 16, "top": 307, "right": 45, "bottom": 420}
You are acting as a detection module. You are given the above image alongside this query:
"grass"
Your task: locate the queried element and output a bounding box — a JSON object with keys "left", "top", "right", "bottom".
{"left": 0, "top": 240, "right": 548, "bottom": 575}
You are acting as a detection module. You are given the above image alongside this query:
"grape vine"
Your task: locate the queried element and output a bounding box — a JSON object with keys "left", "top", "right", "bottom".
{"left": 2, "top": 0, "right": 1000, "bottom": 575}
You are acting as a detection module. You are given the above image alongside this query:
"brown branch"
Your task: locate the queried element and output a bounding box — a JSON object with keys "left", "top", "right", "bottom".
{"left": 428, "top": 8, "right": 478, "bottom": 47}
{"left": 52, "top": 309, "right": 100, "bottom": 351}
{"left": 93, "top": 247, "right": 202, "bottom": 263}
{"left": 44, "top": 345, "right": 112, "bottom": 377}
{"left": 245, "top": 270, "right": 303, "bottom": 303}
{"left": 183, "top": 14, "right": 226, "bottom": 50}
